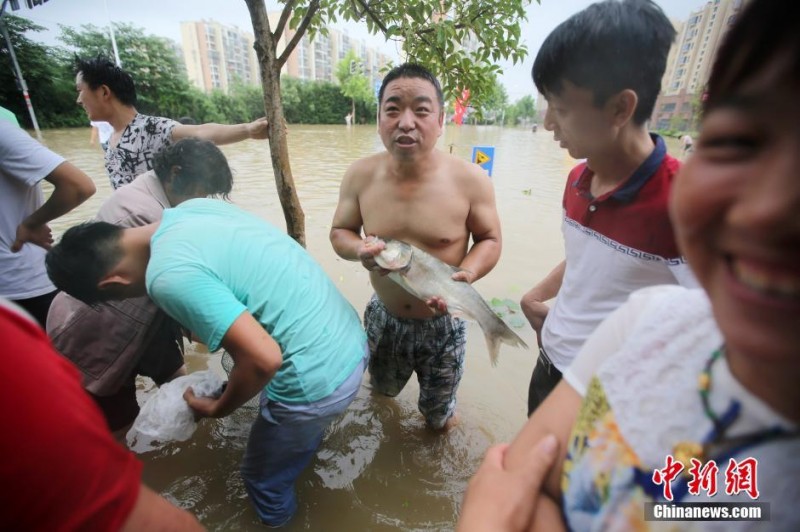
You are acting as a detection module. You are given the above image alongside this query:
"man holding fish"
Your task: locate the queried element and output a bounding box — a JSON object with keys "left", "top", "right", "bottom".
{"left": 330, "top": 63, "right": 509, "bottom": 431}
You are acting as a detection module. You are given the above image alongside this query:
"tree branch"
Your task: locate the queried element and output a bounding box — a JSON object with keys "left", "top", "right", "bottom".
{"left": 349, "top": 0, "right": 365, "bottom": 18}
{"left": 245, "top": 0, "right": 275, "bottom": 56}
{"left": 277, "top": 0, "right": 320, "bottom": 68}
{"left": 414, "top": 6, "right": 495, "bottom": 35}
{"left": 273, "top": 0, "right": 297, "bottom": 42}
{"left": 353, "top": 0, "right": 389, "bottom": 34}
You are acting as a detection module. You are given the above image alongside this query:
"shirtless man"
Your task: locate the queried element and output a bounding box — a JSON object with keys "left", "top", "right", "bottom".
{"left": 330, "top": 63, "right": 502, "bottom": 431}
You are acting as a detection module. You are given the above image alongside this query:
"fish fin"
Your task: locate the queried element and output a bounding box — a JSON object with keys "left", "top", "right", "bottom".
{"left": 483, "top": 319, "right": 529, "bottom": 367}
{"left": 485, "top": 335, "right": 502, "bottom": 367}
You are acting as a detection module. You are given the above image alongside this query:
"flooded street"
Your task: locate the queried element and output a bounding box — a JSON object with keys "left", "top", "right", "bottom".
{"left": 41, "top": 124, "right": 683, "bottom": 530}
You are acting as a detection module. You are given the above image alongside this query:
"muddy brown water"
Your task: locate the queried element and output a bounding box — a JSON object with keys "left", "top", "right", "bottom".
{"left": 40, "top": 125, "right": 683, "bottom": 531}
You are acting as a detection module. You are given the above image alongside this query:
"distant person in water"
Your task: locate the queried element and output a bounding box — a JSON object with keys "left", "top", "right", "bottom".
{"left": 90, "top": 120, "right": 114, "bottom": 151}
{"left": 74, "top": 56, "right": 269, "bottom": 190}
{"left": 681, "top": 132, "right": 694, "bottom": 156}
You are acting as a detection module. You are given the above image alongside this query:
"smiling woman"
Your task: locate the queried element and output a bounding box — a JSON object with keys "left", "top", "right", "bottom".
{"left": 669, "top": 0, "right": 800, "bottom": 381}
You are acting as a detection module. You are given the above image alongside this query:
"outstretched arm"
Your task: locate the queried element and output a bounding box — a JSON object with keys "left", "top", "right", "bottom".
{"left": 172, "top": 117, "right": 269, "bottom": 145}
{"left": 12, "top": 161, "right": 96, "bottom": 252}
{"left": 184, "top": 311, "right": 282, "bottom": 418}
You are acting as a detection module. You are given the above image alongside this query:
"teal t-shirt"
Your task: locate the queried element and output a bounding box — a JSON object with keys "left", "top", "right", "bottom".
{"left": 146, "top": 198, "right": 366, "bottom": 403}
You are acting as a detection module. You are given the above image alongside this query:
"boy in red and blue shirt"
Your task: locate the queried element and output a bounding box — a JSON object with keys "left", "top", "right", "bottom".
{"left": 520, "top": 0, "right": 698, "bottom": 415}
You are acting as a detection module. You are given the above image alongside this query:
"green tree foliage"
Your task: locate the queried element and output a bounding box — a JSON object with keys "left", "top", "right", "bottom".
{"left": 309, "top": 0, "right": 532, "bottom": 110}
{"left": 281, "top": 76, "right": 351, "bottom": 123}
{"left": 474, "top": 76, "right": 508, "bottom": 123}
{"left": 0, "top": 15, "right": 84, "bottom": 128}
{"left": 230, "top": 81, "right": 269, "bottom": 120}
{"left": 504, "top": 94, "right": 536, "bottom": 126}
{"left": 335, "top": 50, "right": 374, "bottom": 123}
{"left": 176, "top": 86, "right": 226, "bottom": 124}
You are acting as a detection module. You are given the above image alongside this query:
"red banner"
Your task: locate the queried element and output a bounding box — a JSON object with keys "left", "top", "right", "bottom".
{"left": 454, "top": 88, "right": 470, "bottom": 125}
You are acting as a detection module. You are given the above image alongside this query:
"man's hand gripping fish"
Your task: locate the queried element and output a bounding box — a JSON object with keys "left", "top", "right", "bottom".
{"left": 373, "top": 238, "right": 528, "bottom": 366}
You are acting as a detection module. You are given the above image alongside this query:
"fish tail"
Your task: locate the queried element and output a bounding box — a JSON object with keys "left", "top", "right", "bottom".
{"left": 484, "top": 335, "right": 502, "bottom": 367}
{"left": 483, "top": 318, "right": 529, "bottom": 367}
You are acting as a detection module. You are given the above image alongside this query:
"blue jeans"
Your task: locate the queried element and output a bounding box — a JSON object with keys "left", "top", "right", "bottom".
{"left": 240, "top": 351, "right": 366, "bottom": 527}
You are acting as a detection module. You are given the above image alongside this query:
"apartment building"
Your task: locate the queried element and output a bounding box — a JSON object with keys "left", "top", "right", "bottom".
{"left": 181, "top": 17, "right": 393, "bottom": 93}
{"left": 272, "top": 17, "right": 393, "bottom": 89}
{"left": 651, "top": 0, "right": 745, "bottom": 131}
{"left": 181, "top": 20, "right": 260, "bottom": 93}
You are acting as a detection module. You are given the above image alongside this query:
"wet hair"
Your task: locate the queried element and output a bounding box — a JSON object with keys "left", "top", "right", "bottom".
{"left": 153, "top": 138, "right": 234, "bottom": 201}
{"left": 703, "top": 0, "right": 800, "bottom": 114}
{"left": 378, "top": 63, "right": 444, "bottom": 110}
{"left": 46, "top": 222, "right": 124, "bottom": 305}
{"left": 75, "top": 56, "right": 137, "bottom": 107}
{"left": 532, "top": 0, "right": 675, "bottom": 124}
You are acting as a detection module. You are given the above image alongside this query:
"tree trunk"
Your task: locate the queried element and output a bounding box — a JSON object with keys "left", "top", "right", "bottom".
{"left": 245, "top": 0, "right": 306, "bottom": 247}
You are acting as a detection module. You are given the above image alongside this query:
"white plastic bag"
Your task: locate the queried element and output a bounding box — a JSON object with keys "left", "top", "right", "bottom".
{"left": 126, "top": 370, "right": 224, "bottom": 452}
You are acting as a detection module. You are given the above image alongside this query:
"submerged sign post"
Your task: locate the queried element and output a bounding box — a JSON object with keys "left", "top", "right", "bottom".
{"left": 472, "top": 146, "right": 495, "bottom": 177}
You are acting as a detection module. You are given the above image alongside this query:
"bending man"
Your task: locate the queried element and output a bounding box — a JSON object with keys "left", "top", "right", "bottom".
{"left": 47, "top": 198, "right": 367, "bottom": 528}
{"left": 47, "top": 138, "right": 233, "bottom": 438}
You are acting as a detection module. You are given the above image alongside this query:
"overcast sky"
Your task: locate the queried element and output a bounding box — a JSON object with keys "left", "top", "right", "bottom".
{"left": 15, "top": 0, "right": 704, "bottom": 101}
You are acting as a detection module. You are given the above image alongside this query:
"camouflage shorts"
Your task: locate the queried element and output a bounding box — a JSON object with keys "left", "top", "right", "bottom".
{"left": 364, "top": 294, "right": 466, "bottom": 429}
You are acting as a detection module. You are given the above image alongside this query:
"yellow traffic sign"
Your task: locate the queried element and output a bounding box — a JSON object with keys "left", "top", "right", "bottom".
{"left": 471, "top": 146, "right": 495, "bottom": 176}
{"left": 474, "top": 150, "right": 491, "bottom": 165}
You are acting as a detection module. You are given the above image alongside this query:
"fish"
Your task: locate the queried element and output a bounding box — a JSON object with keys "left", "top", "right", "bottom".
{"left": 373, "top": 238, "right": 528, "bottom": 366}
